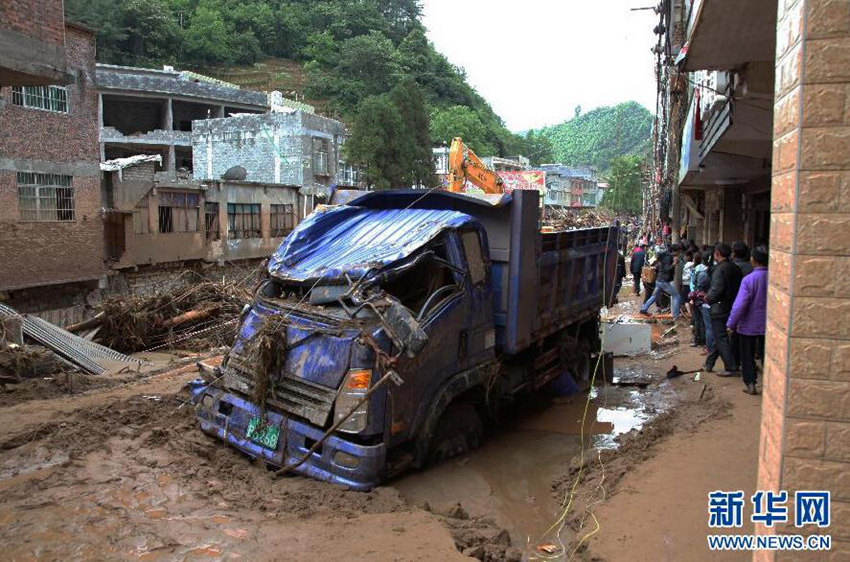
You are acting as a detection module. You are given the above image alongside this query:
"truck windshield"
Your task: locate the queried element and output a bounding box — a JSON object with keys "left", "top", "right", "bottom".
{"left": 258, "top": 237, "right": 462, "bottom": 322}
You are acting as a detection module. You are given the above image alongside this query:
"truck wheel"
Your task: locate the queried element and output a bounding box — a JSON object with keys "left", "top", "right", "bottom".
{"left": 426, "top": 402, "right": 483, "bottom": 464}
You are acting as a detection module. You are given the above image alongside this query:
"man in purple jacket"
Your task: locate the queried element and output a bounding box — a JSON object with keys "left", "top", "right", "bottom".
{"left": 727, "top": 246, "right": 769, "bottom": 395}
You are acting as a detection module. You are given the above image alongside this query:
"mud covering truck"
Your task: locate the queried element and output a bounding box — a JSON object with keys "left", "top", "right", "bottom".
{"left": 196, "top": 189, "right": 617, "bottom": 490}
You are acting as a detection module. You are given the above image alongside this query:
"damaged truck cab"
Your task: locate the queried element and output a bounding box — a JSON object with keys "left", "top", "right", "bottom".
{"left": 196, "top": 190, "right": 617, "bottom": 490}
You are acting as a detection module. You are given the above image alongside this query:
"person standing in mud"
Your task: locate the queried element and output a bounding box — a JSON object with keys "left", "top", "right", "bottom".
{"left": 692, "top": 251, "right": 713, "bottom": 355}
{"left": 630, "top": 243, "right": 646, "bottom": 295}
{"left": 727, "top": 245, "right": 768, "bottom": 395}
{"left": 639, "top": 243, "right": 681, "bottom": 319}
{"left": 704, "top": 243, "right": 743, "bottom": 375}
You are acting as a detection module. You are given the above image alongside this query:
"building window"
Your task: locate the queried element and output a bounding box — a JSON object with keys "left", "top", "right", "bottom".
{"left": 227, "top": 203, "right": 261, "bottom": 239}
{"left": 313, "top": 138, "right": 329, "bottom": 176}
{"left": 16, "top": 172, "right": 75, "bottom": 222}
{"left": 158, "top": 191, "right": 200, "bottom": 233}
{"left": 205, "top": 202, "right": 220, "bottom": 241}
{"left": 337, "top": 161, "right": 360, "bottom": 186}
{"left": 270, "top": 204, "right": 295, "bottom": 237}
{"left": 11, "top": 85, "right": 69, "bottom": 113}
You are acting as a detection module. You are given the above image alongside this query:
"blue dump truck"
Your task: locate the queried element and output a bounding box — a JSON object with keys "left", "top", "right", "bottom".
{"left": 196, "top": 189, "right": 617, "bottom": 490}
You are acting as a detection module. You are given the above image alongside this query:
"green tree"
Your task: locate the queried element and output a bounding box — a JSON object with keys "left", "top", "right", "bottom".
{"left": 522, "top": 130, "right": 554, "bottom": 166}
{"left": 302, "top": 31, "right": 338, "bottom": 68}
{"left": 345, "top": 80, "right": 435, "bottom": 189}
{"left": 123, "top": 0, "right": 181, "bottom": 64}
{"left": 603, "top": 155, "right": 644, "bottom": 213}
{"left": 390, "top": 80, "right": 437, "bottom": 187}
{"left": 345, "top": 95, "right": 406, "bottom": 190}
{"left": 430, "top": 106, "right": 495, "bottom": 155}
{"left": 184, "top": 4, "right": 233, "bottom": 65}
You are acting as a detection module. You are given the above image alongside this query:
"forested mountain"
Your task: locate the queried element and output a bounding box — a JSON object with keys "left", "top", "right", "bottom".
{"left": 65, "top": 0, "right": 524, "bottom": 156}
{"left": 535, "top": 102, "right": 653, "bottom": 171}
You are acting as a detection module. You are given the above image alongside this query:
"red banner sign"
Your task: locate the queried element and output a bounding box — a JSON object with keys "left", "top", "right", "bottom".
{"left": 497, "top": 170, "right": 546, "bottom": 193}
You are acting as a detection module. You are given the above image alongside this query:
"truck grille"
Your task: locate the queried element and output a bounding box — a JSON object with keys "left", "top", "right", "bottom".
{"left": 224, "top": 355, "right": 337, "bottom": 427}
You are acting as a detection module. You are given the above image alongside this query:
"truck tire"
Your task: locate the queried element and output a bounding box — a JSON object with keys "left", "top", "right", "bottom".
{"left": 426, "top": 402, "right": 483, "bottom": 464}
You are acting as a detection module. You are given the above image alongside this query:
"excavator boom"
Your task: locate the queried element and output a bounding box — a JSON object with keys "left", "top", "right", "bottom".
{"left": 447, "top": 137, "right": 505, "bottom": 194}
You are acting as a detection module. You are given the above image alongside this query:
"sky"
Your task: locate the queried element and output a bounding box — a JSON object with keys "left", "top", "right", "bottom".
{"left": 420, "top": 0, "right": 658, "bottom": 132}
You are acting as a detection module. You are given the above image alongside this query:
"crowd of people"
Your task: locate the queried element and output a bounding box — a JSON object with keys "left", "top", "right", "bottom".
{"left": 628, "top": 235, "right": 769, "bottom": 396}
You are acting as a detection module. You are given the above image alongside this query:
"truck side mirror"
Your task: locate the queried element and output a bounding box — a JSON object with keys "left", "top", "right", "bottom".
{"left": 385, "top": 300, "right": 429, "bottom": 358}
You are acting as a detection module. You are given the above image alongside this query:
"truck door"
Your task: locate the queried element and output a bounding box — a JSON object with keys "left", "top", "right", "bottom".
{"left": 384, "top": 229, "right": 495, "bottom": 447}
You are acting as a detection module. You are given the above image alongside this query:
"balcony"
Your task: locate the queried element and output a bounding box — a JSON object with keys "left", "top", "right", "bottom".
{"left": 679, "top": 66, "right": 773, "bottom": 189}
{"left": 682, "top": 0, "right": 777, "bottom": 72}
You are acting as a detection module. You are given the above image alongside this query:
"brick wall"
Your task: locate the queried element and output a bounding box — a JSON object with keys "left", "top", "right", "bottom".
{"left": 757, "top": 0, "right": 850, "bottom": 558}
{"left": 0, "top": 25, "right": 103, "bottom": 291}
{"left": 0, "top": 0, "right": 64, "bottom": 47}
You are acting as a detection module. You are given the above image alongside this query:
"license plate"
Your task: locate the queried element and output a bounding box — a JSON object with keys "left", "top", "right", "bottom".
{"left": 246, "top": 417, "right": 280, "bottom": 450}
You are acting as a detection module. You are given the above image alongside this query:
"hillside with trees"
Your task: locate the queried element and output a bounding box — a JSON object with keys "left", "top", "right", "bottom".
{"left": 65, "top": 0, "right": 524, "bottom": 159}
{"left": 535, "top": 102, "right": 653, "bottom": 171}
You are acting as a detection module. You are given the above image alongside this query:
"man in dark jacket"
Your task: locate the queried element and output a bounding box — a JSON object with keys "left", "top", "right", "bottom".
{"left": 732, "top": 241, "right": 754, "bottom": 277}
{"left": 704, "top": 242, "right": 743, "bottom": 375}
{"left": 630, "top": 244, "right": 646, "bottom": 295}
{"left": 639, "top": 245, "right": 681, "bottom": 318}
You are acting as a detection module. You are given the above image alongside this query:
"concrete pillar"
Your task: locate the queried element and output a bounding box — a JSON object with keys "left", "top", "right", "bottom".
{"left": 218, "top": 105, "right": 225, "bottom": 118}
{"left": 755, "top": 0, "right": 850, "bottom": 558}
{"left": 164, "top": 98, "right": 173, "bottom": 130}
{"left": 166, "top": 145, "right": 176, "bottom": 174}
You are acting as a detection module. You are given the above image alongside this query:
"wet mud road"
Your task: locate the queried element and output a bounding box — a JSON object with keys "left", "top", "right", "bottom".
{"left": 0, "top": 345, "right": 687, "bottom": 560}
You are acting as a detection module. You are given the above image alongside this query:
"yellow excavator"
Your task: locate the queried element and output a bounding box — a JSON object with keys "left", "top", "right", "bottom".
{"left": 446, "top": 137, "right": 505, "bottom": 194}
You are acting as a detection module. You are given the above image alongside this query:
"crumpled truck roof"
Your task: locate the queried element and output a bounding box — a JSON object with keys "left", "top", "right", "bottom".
{"left": 267, "top": 205, "right": 478, "bottom": 283}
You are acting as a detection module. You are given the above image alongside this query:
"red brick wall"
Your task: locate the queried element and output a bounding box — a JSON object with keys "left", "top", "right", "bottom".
{"left": 0, "top": 0, "right": 65, "bottom": 47}
{"left": 757, "top": 0, "right": 850, "bottom": 558}
{"left": 0, "top": 25, "right": 103, "bottom": 291}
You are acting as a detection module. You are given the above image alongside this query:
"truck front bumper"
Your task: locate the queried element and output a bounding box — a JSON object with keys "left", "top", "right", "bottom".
{"left": 195, "top": 389, "right": 385, "bottom": 491}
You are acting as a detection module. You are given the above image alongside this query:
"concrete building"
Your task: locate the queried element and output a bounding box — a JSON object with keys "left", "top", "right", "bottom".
{"left": 101, "top": 156, "right": 302, "bottom": 272}
{"left": 0, "top": 0, "right": 72, "bottom": 87}
{"left": 96, "top": 64, "right": 275, "bottom": 177}
{"left": 655, "top": 0, "right": 850, "bottom": 551}
{"left": 654, "top": 0, "right": 773, "bottom": 246}
{"left": 540, "top": 164, "right": 600, "bottom": 208}
{"left": 193, "top": 111, "right": 348, "bottom": 199}
{"left": 0, "top": 22, "right": 103, "bottom": 324}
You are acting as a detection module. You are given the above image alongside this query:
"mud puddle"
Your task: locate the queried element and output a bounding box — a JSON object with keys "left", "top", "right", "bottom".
{"left": 393, "top": 365, "right": 678, "bottom": 555}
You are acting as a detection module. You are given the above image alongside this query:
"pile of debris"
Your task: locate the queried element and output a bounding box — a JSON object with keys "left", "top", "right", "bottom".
{"left": 91, "top": 281, "right": 252, "bottom": 353}
{"left": 543, "top": 207, "right": 620, "bottom": 230}
{"left": 1, "top": 316, "right": 66, "bottom": 386}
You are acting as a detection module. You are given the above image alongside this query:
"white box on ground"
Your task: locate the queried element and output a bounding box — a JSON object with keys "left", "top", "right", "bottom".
{"left": 601, "top": 322, "right": 652, "bottom": 357}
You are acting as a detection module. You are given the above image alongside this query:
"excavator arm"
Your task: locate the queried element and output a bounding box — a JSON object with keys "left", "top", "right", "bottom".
{"left": 447, "top": 137, "right": 505, "bottom": 194}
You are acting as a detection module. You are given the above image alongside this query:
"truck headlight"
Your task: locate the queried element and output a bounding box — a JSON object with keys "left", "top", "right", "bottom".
{"left": 335, "top": 368, "right": 371, "bottom": 433}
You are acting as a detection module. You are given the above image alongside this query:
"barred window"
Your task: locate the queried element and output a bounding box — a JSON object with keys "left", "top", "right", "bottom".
{"left": 158, "top": 191, "right": 200, "bottom": 233}
{"left": 270, "top": 204, "right": 295, "bottom": 237}
{"left": 11, "top": 85, "right": 69, "bottom": 113}
{"left": 16, "top": 172, "right": 75, "bottom": 222}
{"left": 227, "top": 203, "right": 261, "bottom": 239}
{"left": 205, "top": 202, "right": 220, "bottom": 241}
{"left": 313, "top": 138, "right": 329, "bottom": 176}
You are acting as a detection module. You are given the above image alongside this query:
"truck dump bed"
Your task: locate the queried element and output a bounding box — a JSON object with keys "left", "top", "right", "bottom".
{"left": 349, "top": 190, "right": 618, "bottom": 355}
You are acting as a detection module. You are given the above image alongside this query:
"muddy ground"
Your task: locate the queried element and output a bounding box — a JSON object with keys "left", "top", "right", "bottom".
{"left": 0, "top": 288, "right": 730, "bottom": 560}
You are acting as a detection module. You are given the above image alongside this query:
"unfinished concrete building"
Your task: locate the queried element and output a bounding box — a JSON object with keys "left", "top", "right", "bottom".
{"left": 192, "top": 111, "right": 348, "bottom": 200}
{"left": 96, "top": 64, "right": 273, "bottom": 177}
